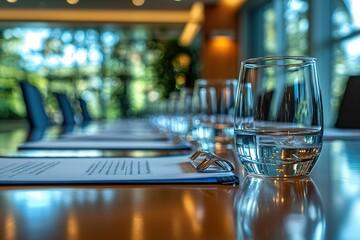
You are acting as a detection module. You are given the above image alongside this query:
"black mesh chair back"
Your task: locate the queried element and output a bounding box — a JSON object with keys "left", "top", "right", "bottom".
{"left": 79, "top": 98, "right": 92, "bottom": 123}
{"left": 335, "top": 76, "right": 360, "bottom": 128}
{"left": 54, "top": 92, "right": 77, "bottom": 126}
{"left": 19, "top": 81, "right": 52, "bottom": 128}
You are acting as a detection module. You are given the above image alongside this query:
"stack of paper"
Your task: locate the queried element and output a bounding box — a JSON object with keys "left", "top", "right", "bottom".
{"left": 0, "top": 156, "right": 238, "bottom": 185}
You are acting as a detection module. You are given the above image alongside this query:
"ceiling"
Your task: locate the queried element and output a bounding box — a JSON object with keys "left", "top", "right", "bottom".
{"left": 0, "top": 0, "right": 218, "bottom": 10}
{"left": 0, "top": 0, "right": 219, "bottom": 43}
{"left": 0, "top": 1, "right": 218, "bottom": 27}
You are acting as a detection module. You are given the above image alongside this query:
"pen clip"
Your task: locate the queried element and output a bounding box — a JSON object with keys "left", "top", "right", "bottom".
{"left": 189, "top": 149, "right": 235, "bottom": 173}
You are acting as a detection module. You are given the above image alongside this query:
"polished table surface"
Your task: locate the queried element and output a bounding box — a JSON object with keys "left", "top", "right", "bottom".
{"left": 0, "top": 123, "right": 359, "bottom": 240}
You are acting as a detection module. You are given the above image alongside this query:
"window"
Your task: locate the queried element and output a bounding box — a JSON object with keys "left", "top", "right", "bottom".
{"left": 241, "top": 0, "right": 360, "bottom": 126}
{"left": 0, "top": 26, "right": 198, "bottom": 120}
{"left": 332, "top": 0, "right": 360, "bottom": 120}
{"left": 244, "top": 0, "right": 309, "bottom": 58}
{"left": 285, "top": 0, "right": 309, "bottom": 55}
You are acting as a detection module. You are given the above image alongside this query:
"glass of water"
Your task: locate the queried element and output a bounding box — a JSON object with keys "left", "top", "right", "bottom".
{"left": 191, "top": 78, "right": 238, "bottom": 150}
{"left": 234, "top": 56, "right": 323, "bottom": 177}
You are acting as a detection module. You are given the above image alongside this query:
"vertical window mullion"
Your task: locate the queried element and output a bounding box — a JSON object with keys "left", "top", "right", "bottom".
{"left": 309, "top": 0, "right": 334, "bottom": 127}
{"left": 275, "top": 0, "right": 287, "bottom": 56}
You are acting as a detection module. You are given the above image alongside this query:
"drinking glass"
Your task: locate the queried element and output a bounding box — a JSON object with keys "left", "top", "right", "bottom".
{"left": 174, "top": 87, "right": 193, "bottom": 140}
{"left": 191, "top": 78, "right": 237, "bottom": 150}
{"left": 234, "top": 56, "right": 323, "bottom": 177}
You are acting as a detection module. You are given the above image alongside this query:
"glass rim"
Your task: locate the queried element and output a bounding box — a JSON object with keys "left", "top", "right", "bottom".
{"left": 241, "top": 56, "right": 317, "bottom": 68}
{"left": 194, "top": 78, "right": 237, "bottom": 87}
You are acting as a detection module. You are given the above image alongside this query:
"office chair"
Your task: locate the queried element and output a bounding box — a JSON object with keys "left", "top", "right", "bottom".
{"left": 54, "top": 92, "right": 77, "bottom": 126}
{"left": 335, "top": 76, "right": 360, "bottom": 128}
{"left": 79, "top": 97, "right": 92, "bottom": 123}
{"left": 19, "top": 81, "right": 53, "bottom": 128}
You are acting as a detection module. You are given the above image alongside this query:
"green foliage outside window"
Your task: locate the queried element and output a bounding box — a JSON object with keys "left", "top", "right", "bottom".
{"left": 0, "top": 27, "right": 199, "bottom": 120}
{"left": 153, "top": 39, "right": 199, "bottom": 99}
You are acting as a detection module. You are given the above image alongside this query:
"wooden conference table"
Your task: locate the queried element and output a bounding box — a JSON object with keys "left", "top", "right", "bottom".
{"left": 0, "top": 120, "right": 359, "bottom": 240}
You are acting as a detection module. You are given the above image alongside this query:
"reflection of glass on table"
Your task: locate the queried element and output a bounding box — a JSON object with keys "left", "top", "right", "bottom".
{"left": 234, "top": 176, "right": 325, "bottom": 240}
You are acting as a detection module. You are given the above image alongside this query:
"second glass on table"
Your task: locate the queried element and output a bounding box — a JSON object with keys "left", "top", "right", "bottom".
{"left": 191, "top": 78, "right": 238, "bottom": 151}
{"left": 234, "top": 56, "right": 323, "bottom": 177}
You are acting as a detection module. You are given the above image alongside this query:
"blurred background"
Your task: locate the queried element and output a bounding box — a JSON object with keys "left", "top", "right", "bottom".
{"left": 0, "top": 0, "right": 359, "bottom": 127}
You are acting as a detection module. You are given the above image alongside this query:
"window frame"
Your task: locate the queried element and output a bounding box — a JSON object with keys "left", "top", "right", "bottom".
{"left": 240, "top": 0, "right": 334, "bottom": 127}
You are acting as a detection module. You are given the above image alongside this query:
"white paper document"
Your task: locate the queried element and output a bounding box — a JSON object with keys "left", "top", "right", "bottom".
{"left": 0, "top": 156, "right": 237, "bottom": 184}
{"left": 18, "top": 139, "right": 191, "bottom": 151}
{"left": 60, "top": 132, "right": 169, "bottom": 141}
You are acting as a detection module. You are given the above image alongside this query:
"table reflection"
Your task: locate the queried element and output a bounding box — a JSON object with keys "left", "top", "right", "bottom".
{"left": 234, "top": 176, "right": 325, "bottom": 240}
{"left": 0, "top": 186, "right": 236, "bottom": 239}
{"left": 327, "top": 141, "right": 360, "bottom": 240}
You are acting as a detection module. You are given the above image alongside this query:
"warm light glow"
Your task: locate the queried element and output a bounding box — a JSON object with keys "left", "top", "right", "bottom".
{"left": 210, "top": 30, "right": 235, "bottom": 40}
{"left": 132, "top": 0, "right": 145, "bottom": 7}
{"left": 0, "top": 9, "right": 190, "bottom": 23}
{"left": 131, "top": 211, "right": 144, "bottom": 240}
{"left": 4, "top": 214, "right": 16, "bottom": 240}
{"left": 178, "top": 54, "right": 191, "bottom": 67}
{"left": 211, "top": 36, "right": 234, "bottom": 48}
{"left": 6, "top": 0, "right": 17, "bottom": 3}
{"left": 180, "top": 22, "right": 201, "bottom": 46}
{"left": 221, "top": 0, "right": 246, "bottom": 8}
{"left": 182, "top": 192, "right": 203, "bottom": 235}
{"left": 176, "top": 74, "right": 186, "bottom": 85}
{"left": 67, "top": 212, "right": 79, "bottom": 240}
{"left": 179, "top": 1, "right": 204, "bottom": 46}
{"left": 189, "top": 1, "right": 204, "bottom": 22}
{"left": 66, "top": 0, "right": 79, "bottom": 5}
